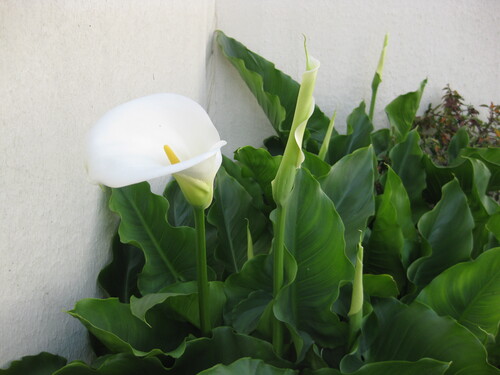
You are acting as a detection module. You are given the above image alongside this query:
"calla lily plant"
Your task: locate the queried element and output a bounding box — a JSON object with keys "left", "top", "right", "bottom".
{"left": 86, "top": 93, "right": 226, "bottom": 335}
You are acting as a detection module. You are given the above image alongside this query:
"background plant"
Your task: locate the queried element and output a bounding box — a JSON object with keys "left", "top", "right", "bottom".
{"left": 2, "top": 31, "right": 499, "bottom": 375}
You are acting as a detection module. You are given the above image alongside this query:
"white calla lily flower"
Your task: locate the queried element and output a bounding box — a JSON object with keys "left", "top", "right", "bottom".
{"left": 86, "top": 93, "right": 226, "bottom": 208}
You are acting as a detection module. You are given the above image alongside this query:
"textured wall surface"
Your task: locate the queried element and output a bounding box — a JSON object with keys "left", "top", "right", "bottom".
{"left": 0, "top": 0, "right": 498, "bottom": 367}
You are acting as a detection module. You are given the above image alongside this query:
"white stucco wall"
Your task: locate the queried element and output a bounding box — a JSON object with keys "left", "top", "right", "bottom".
{"left": 1, "top": 0, "right": 498, "bottom": 367}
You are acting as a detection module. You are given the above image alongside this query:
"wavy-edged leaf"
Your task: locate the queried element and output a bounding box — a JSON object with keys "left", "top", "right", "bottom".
{"left": 215, "top": 31, "right": 332, "bottom": 152}
{"left": 235, "top": 146, "right": 281, "bottom": 209}
{"left": 328, "top": 102, "right": 374, "bottom": 164}
{"left": 130, "top": 281, "right": 226, "bottom": 330}
{"left": 168, "top": 327, "right": 290, "bottom": 375}
{"left": 109, "top": 182, "right": 199, "bottom": 294}
{"left": 98, "top": 233, "right": 144, "bottom": 303}
{"left": 68, "top": 298, "right": 191, "bottom": 356}
{"left": 198, "top": 358, "right": 297, "bottom": 375}
{"left": 416, "top": 247, "right": 500, "bottom": 339}
{"left": 320, "top": 147, "right": 376, "bottom": 263}
{"left": 385, "top": 79, "right": 427, "bottom": 142}
{"left": 0, "top": 352, "right": 66, "bottom": 375}
{"left": 364, "top": 299, "right": 498, "bottom": 375}
{"left": 223, "top": 251, "right": 295, "bottom": 336}
{"left": 366, "top": 167, "right": 416, "bottom": 288}
{"left": 208, "top": 168, "right": 270, "bottom": 273}
{"left": 275, "top": 169, "right": 353, "bottom": 348}
{"left": 409, "top": 179, "right": 474, "bottom": 286}
{"left": 222, "top": 156, "right": 265, "bottom": 211}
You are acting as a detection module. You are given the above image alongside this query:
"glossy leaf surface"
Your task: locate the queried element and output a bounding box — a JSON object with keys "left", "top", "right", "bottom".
{"left": 416, "top": 247, "right": 500, "bottom": 338}
{"left": 409, "top": 179, "right": 474, "bottom": 286}
{"left": 275, "top": 169, "right": 353, "bottom": 347}
{"left": 109, "top": 182, "right": 199, "bottom": 294}
{"left": 365, "top": 299, "right": 498, "bottom": 375}
{"left": 320, "top": 147, "right": 376, "bottom": 263}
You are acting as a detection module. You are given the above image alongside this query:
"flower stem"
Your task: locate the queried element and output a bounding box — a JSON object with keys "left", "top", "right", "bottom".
{"left": 272, "top": 203, "right": 287, "bottom": 356}
{"left": 194, "top": 206, "right": 210, "bottom": 336}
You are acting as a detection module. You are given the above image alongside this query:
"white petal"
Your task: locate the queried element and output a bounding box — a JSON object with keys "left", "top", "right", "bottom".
{"left": 86, "top": 93, "right": 225, "bottom": 188}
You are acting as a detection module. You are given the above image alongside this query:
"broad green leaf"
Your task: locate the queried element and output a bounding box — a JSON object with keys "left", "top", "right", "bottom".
{"left": 130, "top": 281, "right": 226, "bottom": 330}
{"left": 448, "top": 127, "right": 469, "bottom": 164}
{"left": 98, "top": 233, "right": 144, "bottom": 303}
{"left": 302, "top": 151, "right": 331, "bottom": 178}
{"left": 422, "top": 155, "right": 497, "bottom": 255}
{"left": 389, "top": 129, "right": 426, "bottom": 213}
{"left": 225, "top": 290, "right": 273, "bottom": 334}
{"left": 198, "top": 358, "right": 297, "bottom": 375}
{"left": 167, "top": 327, "right": 290, "bottom": 375}
{"left": 109, "top": 182, "right": 200, "bottom": 294}
{"left": 461, "top": 147, "right": 500, "bottom": 191}
{"left": 208, "top": 168, "right": 270, "bottom": 273}
{"left": 320, "top": 147, "right": 376, "bottom": 263}
{"left": 163, "top": 179, "right": 194, "bottom": 227}
{"left": 275, "top": 169, "right": 353, "bottom": 347}
{"left": 235, "top": 146, "right": 281, "bottom": 209}
{"left": 364, "top": 299, "right": 499, "bottom": 375}
{"left": 221, "top": 156, "right": 265, "bottom": 211}
{"left": 328, "top": 102, "right": 374, "bottom": 164}
{"left": 215, "top": 31, "right": 332, "bottom": 153}
{"left": 409, "top": 179, "right": 474, "bottom": 286}
{"left": 53, "top": 354, "right": 168, "bottom": 375}
{"left": 363, "top": 274, "right": 399, "bottom": 298}
{"left": 385, "top": 79, "right": 427, "bottom": 142}
{"left": 366, "top": 167, "right": 416, "bottom": 288}
{"left": 68, "top": 298, "right": 191, "bottom": 356}
{"left": 223, "top": 251, "right": 294, "bottom": 335}
{"left": 0, "top": 352, "right": 67, "bottom": 375}
{"left": 416, "top": 248, "right": 500, "bottom": 338}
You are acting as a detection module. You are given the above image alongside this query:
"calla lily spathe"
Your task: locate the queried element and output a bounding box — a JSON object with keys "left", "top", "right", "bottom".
{"left": 86, "top": 93, "right": 226, "bottom": 208}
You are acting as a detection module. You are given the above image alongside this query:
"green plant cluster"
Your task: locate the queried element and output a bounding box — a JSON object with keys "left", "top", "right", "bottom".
{"left": 2, "top": 31, "right": 500, "bottom": 375}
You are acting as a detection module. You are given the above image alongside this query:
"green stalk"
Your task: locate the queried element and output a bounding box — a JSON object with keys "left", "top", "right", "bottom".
{"left": 318, "top": 111, "right": 337, "bottom": 161}
{"left": 272, "top": 203, "right": 287, "bottom": 356}
{"left": 348, "top": 234, "right": 364, "bottom": 349}
{"left": 194, "top": 206, "right": 211, "bottom": 336}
